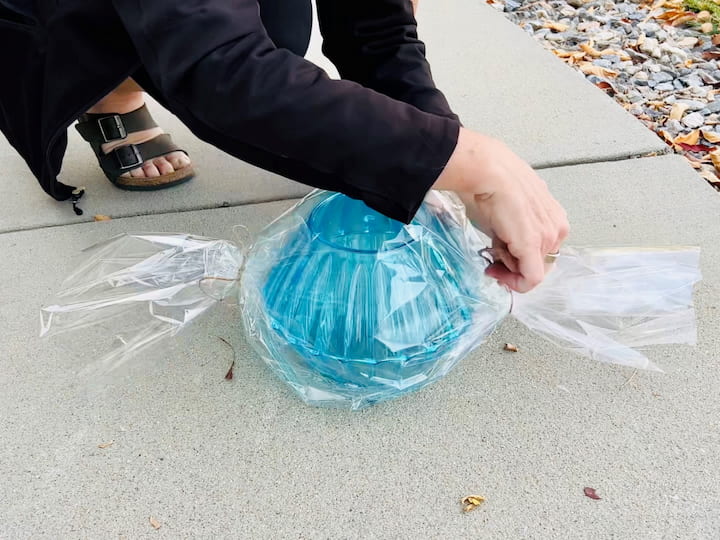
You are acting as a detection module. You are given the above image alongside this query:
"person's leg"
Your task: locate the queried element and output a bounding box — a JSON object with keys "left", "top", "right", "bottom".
{"left": 86, "top": 78, "right": 191, "bottom": 179}
{"left": 87, "top": 0, "right": 311, "bottom": 182}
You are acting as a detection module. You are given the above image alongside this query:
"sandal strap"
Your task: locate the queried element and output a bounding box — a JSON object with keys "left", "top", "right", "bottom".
{"left": 97, "top": 134, "right": 187, "bottom": 180}
{"left": 75, "top": 104, "right": 158, "bottom": 144}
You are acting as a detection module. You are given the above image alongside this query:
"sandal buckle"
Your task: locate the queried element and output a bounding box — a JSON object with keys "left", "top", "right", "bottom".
{"left": 97, "top": 115, "right": 127, "bottom": 143}
{"left": 115, "top": 144, "right": 143, "bottom": 170}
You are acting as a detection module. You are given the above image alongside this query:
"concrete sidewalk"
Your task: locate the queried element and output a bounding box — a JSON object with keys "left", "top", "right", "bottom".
{"left": 1, "top": 2, "right": 718, "bottom": 538}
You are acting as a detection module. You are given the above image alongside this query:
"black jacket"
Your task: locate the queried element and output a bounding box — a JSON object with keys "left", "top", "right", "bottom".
{"left": 0, "top": 0, "right": 460, "bottom": 222}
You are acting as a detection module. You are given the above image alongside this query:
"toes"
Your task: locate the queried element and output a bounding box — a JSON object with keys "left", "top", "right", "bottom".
{"left": 167, "top": 152, "right": 191, "bottom": 170}
{"left": 153, "top": 157, "right": 175, "bottom": 176}
{"left": 129, "top": 166, "right": 146, "bottom": 178}
{"left": 142, "top": 162, "right": 161, "bottom": 178}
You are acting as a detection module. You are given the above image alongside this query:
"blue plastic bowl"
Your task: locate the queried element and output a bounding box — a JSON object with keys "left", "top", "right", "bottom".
{"left": 241, "top": 191, "right": 510, "bottom": 407}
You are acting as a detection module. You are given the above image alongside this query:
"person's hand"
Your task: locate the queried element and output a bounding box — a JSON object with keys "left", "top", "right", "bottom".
{"left": 433, "top": 128, "right": 569, "bottom": 293}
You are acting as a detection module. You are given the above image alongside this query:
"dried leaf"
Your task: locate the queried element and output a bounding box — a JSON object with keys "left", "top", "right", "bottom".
{"left": 544, "top": 21, "right": 569, "bottom": 32}
{"left": 595, "top": 81, "right": 616, "bottom": 96}
{"left": 94, "top": 215, "right": 112, "bottom": 222}
{"left": 674, "top": 130, "right": 700, "bottom": 146}
{"left": 713, "top": 34, "right": 720, "bottom": 46}
{"left": 678, "top": 143, "right": 716, "bottom": 152}
{"left": 657, "top": 129, "right": 675, "bottom": 144}
{"left": 461, "top": 494, "right": 485, "bottom": 512}
{"left": 149, "top": 517, "right": 161, "bottom": 530}
{"left": 218, "top": 337, "right": 236, "bottom": 381}
{"left": 669, "top": 102, "right": 689, "bottom": 121}
{"left": 702, "top": 51, "right": 720, "bottom": 60}
{"left": 578, "top": 62, "right": 618, "bottom": 78}
{"left": 98, "top": 441, "right": 114, "bottom": 449}
{"left": 578, "top": 43, "right": 630, "bottom": 60}
{"left": 702, "top": 130, "right": 720, "bottom": 143}
{"left": 673, "top": 14, "right": 699, "bottom": 26}
{"left": 584, "top": 487, "right": 602, "bottom": 500}
{"left": 552, "top": 49, "right": 586, "bottom": 62}
{"left": 504, "top": 343, "right": 519, "bottom": 352}
{"left": 710, "top": 149, "right": 720, "bottom": 172}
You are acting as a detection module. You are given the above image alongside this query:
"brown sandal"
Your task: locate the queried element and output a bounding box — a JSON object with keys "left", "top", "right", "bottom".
{"left": 75, "top": 104, "right": 194, "bottom": 190}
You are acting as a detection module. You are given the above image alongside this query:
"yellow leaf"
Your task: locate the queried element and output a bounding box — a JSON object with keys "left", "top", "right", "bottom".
{"left": 674, "top": 130, "right": 700, "bottom": 146}
{"left": 710, "top": 150, "right": 720, "bottom": 172}
{"left": 702, "top": 130, "right": 720, "bottom": 143}
{"left": 97, "top": 441, "right": 114, "bottom": 449}
{"left": 544, "top": 21, "right": 569, "bottom": 32}
{"left": 94, "top": 214, "right": 112, "bottom": 221}
{"left": 669, "top": 103, "right": 689, "bottom": 121}
{"left": 149, "top": 517, "right": 161, "bottom": 530}
{"left": 580, "top": 42, "right": 602, "bottom": 57}
{"left": 658, "top": 130, "right": 674, "bottom": 144}
{"left": 579, "top": 43, "right": 630, "bottom": 61}
{"left": 578, "top": 62, "right": 618, "bottom": 78}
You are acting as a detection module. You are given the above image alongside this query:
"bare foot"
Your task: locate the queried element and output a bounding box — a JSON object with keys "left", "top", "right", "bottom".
{"left": 87, "top": 83, "right": 191, "bottom": 179}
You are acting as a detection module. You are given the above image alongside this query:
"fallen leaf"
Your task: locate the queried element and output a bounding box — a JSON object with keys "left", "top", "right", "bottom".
{"left": 673, "top": 14, "right": 699, "bottom": 26}
{"left": 678, "top": 143, "right": 716, "bottom": 152}
{"left": 218, "top": 337, "right": 236, "bottom": 381}
{"left": 702, "top": 130, "right": 720, "bottom": 143}
{"left": 584, "top": 487, "right": 602, "bottom": 500}
{"left": 94, "top": 215, "right": 112, "bottom": 222}
{"left": 544, "top": 21, "right": 569, "bottom": 32}
{"left": 669, "top": 102, "right": 689, "bottom": 121}
{"left": 149, "top": 517, "right": 161, "bottom": 530}
{"left": 504, "top": 343, "right": 519, "bottom": 352}
{"left": 702, "top": 51, "right": 720, "bottom": 60}
{"left": 674, "top": 130, "right": 700, "bottom": 146}
{"left": 579, "top": 43, "right": 631, "bottom": 60}
{"left": 684, "top": 154, "right": 712, "bottom": 168}
{"left": 461, "top": 495, "right": 486, "bottom": 512}
{"left": 657, "top": 129, "right": 674, "bottom": 144}
{"left": 595, "top": 81, "right": 616, "bottom": 95}
{"left": 578, "top": 62, "right": 618, "bottom": 78}
{"left": 98, "top": 441, "right": 114, "bottom": 449}
{"left": 552, "top": 49, "right": 586, "bottom": 61}
{"left": 710, "top": 149, "right": 720, "bottom": 172}
{"left": 713, "top": 34, "right": 720, "bottom": 46}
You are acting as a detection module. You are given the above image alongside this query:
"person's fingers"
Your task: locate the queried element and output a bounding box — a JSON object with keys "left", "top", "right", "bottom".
{"left": 489, "top": 241, "right": 519, "bottom": 274}
{"left": 508, "top": 241, "right": 545, "bottom": 293}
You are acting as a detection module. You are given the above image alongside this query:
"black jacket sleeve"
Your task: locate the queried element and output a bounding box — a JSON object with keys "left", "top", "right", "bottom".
{"left": 112, "top": 0, "right": 460, "bottom": 223}
{"left": 316, "top": 0, "right": 458, "bottom": 121}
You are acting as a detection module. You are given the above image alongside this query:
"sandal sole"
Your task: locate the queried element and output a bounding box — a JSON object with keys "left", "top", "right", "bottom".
{"left": 112, "top": 166, "right": 195, "bottom": 191}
